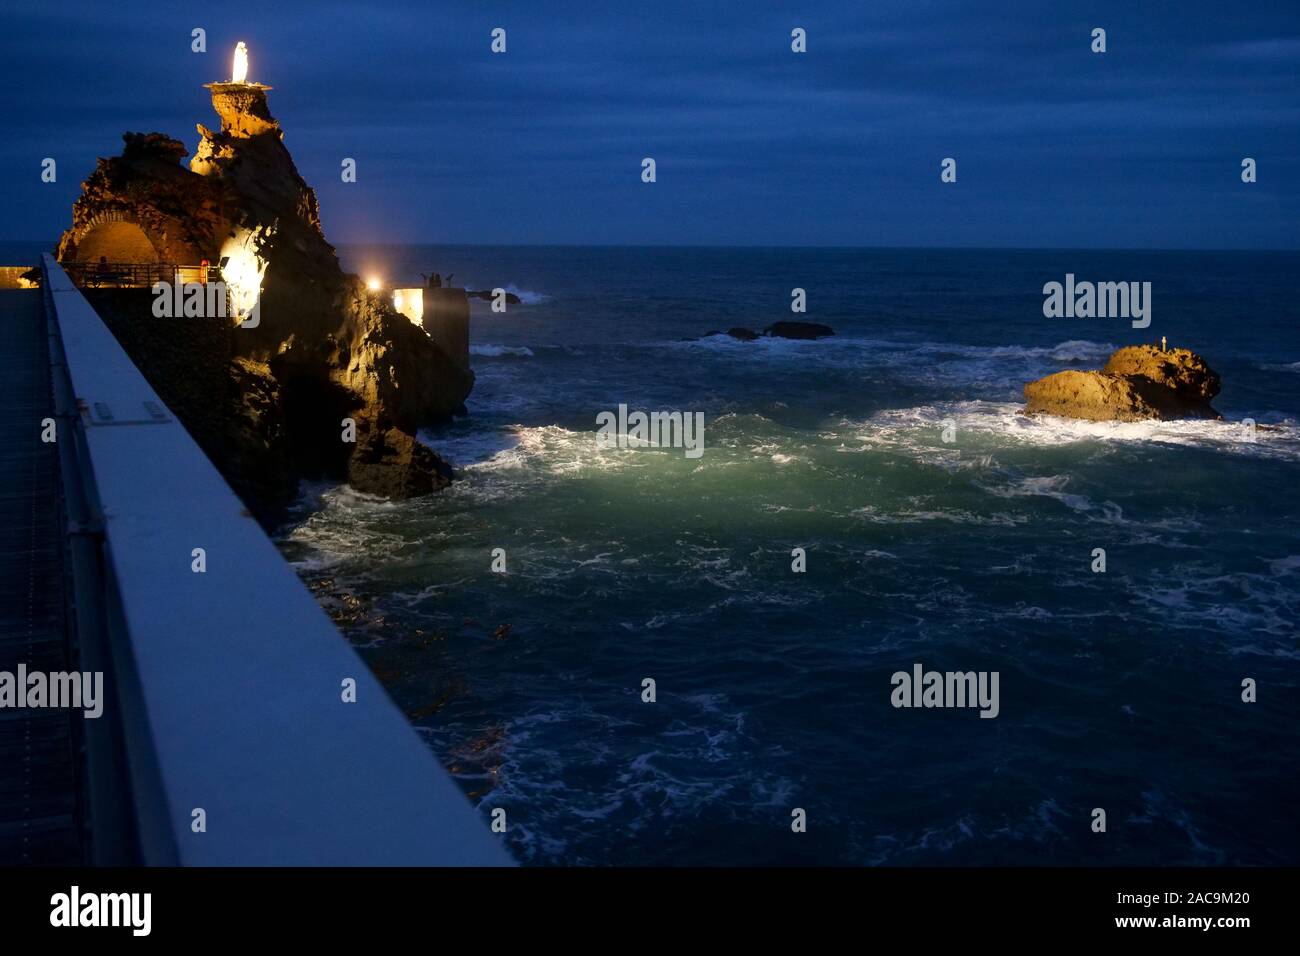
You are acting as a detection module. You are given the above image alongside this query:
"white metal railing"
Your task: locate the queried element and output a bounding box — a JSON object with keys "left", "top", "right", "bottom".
{"left": 42, "top": 254, "right": 511, "bottom": 866}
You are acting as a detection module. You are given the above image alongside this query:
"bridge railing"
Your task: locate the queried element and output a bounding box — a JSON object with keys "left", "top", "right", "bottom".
{"left": 41, "top": 254, "right": 512, "bottom": 866}
{"left": 60, "top": 260, "right": 217, "bottom": 290}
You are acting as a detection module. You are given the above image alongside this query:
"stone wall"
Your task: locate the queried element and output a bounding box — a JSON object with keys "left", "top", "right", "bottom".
{"left": 423, "top": 288, "right": 471, "bottom": 372}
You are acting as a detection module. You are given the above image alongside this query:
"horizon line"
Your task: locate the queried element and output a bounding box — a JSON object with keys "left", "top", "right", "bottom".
{"left": 3, "top": 239, "right": 1298, "bottom": 255}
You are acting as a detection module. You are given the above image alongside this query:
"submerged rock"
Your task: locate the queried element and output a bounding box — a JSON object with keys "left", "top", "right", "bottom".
{"left": 698, "top": 322, "right": 834, "bottom": 342}
{"left": 1023, "top": 344, "right": 1222, "bottom": 421}
{"left": 701, "top": 327, "right": 761, "bottom": 341}
{"left": 763, "top": 321, "right": 835, "bottom": 340}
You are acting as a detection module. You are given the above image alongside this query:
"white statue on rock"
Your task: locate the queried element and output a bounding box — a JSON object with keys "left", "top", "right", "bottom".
{"left": 232, "top": 42, "right": 249, "bottom": 84}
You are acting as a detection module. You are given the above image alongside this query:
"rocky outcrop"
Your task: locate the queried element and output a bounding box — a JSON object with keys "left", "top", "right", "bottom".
{"left": 700, "top": 322, "right": 835, "bottom": 342}
{"left": 1023, "top": 345, "right": 1222, "bottom": 421}
{"left": 56, "top": 81, "right": 472, "bottom": 524}
{"left": 1101, "top": 345, "right": 1221, "bottom": 404}
{"left": 763, "top": 321, "right": 834, "bottom": 340}
{"left": 56, "top": 132, "right": 226, "bottom": 265}
{"left": 467, "top": 289, "right": 521, "bottom": 305}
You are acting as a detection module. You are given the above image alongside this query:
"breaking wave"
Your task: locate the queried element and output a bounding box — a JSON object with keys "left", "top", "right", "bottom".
{"left": 471, "top": 344, "right": 535, "bottom": 358}
{"left": 500, "top": 284, "right": 550, "bottom": 305}
{"left": 847, "top": 401, "right": 1300, "bottom": 462}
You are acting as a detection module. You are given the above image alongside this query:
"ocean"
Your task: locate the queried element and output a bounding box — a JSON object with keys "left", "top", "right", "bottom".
{"left": 276, "top": 245, "right": 1300, "bottom": 865}
{"left": 13, "top": 240, "right": 1297, "bottom": 865}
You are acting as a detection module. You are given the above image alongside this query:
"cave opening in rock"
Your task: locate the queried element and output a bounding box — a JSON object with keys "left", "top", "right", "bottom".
{"left": 275, "top": 369, "right": 358, "bottom": 480}
{"left": 74, "top": 220, "right": 158, "bottom": 264}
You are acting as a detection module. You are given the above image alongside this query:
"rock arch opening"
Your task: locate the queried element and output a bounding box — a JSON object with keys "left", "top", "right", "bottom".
{"left": 74, "top": 219, "right": 159, "bottom": 263}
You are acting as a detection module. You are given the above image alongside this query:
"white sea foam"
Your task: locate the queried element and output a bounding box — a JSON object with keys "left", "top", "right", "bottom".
{"left": 850, "top": 400, "right": 1300, "bottom": 462}
{"left": 502, "top": 284, "right": 550, "bottom": 305}
{"left": 427, "top": 424, "right": 650, "bottom": 505}
{"left": 470, "top": 344, "right": 535, "bottom": 358}
{"left": 420, "top": 426, "right": 522, "bottom": 467}
{"left": 851, "top": 504, "right": 1026, "bottom": 526}
{"left": 675, "top": 335, "right": 1115, "bottom": 363}
{"left": 280, "top": 483, "right": 411, "bottom": 569}
{"left": 979, "top": 474, "right": 1094, "bottom": 512}
{"left": 1125, "top": 565, "right": 1299, "bottom": 640}
{"left": 1267, "top": 554, "right": 1300, "bottom": 575}
{"left": 668, "top": 336, "right": 1125, "bottom": 396}
{"left": 468, "top": 284, "right": 549, "bottom": 306}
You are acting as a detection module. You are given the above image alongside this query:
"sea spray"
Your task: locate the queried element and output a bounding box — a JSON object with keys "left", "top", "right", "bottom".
{"left": 596, "top": 404, "right": 706, "bottom": 458}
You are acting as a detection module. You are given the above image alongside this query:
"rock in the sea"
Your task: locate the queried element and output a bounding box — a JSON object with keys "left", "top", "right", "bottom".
{"left": 55, "top": 84, "right": 472, "bottom": 524}
{"left": 1023, "top": 344, "right": 1222, "bottom": 421}
{"left": 467, "top": 289, "right": 522, "bottom": 305}
{"left": 697, "top": 323, "right": 833, "bottom": 342}
{"left": 1101, "top": 345, "right": 1220, "bottom": 403}
{"left": 763, "top": 321, "right": 835, "bottom": 340}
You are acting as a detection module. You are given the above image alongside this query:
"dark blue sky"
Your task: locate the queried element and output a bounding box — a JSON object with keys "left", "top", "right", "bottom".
{"left": 2, "top": 0, "right": 1297, "bottom": 248}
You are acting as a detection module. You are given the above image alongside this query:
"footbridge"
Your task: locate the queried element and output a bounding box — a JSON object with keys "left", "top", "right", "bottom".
{"left": 0, "top": 255, "right": 510, "bottom": 866}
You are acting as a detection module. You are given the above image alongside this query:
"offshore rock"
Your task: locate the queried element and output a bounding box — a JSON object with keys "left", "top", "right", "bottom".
{"left": 1101, "top": 345, "right": 1220, "bottom": 404}
{"left": 698, "top": 323, "right": 832, "bottom": 342}
{"left": 1023, "top": 345, "right": 1222, "bottom": 421}
{"left": 763, "top": 321, "right": 835, "bottom": 340}
{"left": 467, "top": 289, "right": 522, "bottom": 305}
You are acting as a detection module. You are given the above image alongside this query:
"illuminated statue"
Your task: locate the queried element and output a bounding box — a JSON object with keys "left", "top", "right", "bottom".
{"left": 232, "top": 42, "right": 249, "bottom": 84}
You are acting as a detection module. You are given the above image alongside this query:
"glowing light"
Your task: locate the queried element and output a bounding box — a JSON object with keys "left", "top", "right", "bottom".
{"left": 391, "top": 288, "right": 424, "bottom": 324}
{"left": 232, "top": 42, "right": 249, "bottom": 84}
{"left": 220, "top": 228, "right": 268, "bottom": 324}
{"left": 367, "top": 277, "right": 382, "bottom": 292}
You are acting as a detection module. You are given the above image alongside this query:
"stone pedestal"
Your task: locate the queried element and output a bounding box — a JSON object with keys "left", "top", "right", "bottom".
{"left": 202, "top": 82, "right": 278, "bottom": 138}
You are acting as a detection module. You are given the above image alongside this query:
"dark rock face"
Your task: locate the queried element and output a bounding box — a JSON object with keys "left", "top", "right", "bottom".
{"left": 84, "top": 288, "right": 297, "bottom": 526}
{"left": 56, "top": 84, "right": 473, "bottom": 524}
{"left": 347, "top": 422, "right": 455, "bottom": 498}
{"left": 763, "top": 321, "right": 835, "bottom": 340}
{"left": 1023, "top": 345, "right": 1222, "bottom": 421}
{"left": 56, "top": 132, "right": 225, "bottom": 266}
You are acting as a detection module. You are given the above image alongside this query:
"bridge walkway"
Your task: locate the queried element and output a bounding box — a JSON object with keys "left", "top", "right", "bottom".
{"left": 0, "top": 289, "right": 81, "bottom": 865}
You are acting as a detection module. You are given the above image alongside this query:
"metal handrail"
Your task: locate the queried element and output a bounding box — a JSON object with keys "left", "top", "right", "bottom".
{"left": 61, "top": 261, "right": 218, "bottom": 290}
